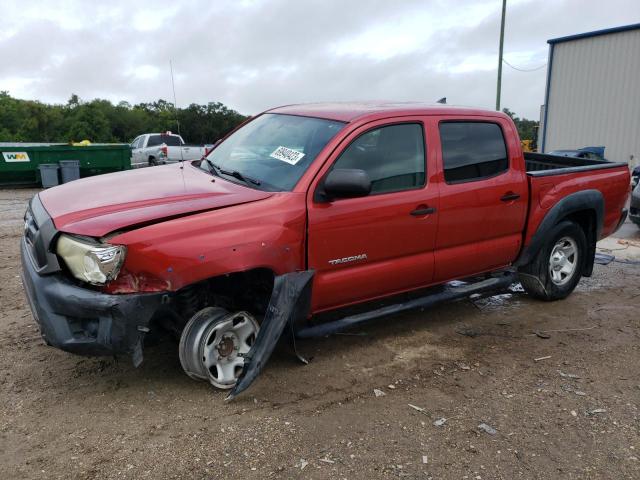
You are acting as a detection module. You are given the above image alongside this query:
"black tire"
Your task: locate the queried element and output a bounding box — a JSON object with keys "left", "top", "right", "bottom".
{"left": 518, "top": 220, "right": 587, "bottom": 301}
{"left": 148, "top": 156, "right": 157, "bottom": 167}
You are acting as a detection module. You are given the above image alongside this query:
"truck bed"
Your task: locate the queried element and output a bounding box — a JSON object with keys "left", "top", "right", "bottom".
{"left": 523, "top": 152, "right": 630, "bottom": 250}
{"left": 524, "top": 152, "right": 627, "bottom": 176}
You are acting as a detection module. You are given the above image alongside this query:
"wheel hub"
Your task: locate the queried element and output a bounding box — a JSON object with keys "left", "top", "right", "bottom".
{"left": 548, "top": 236, "right": 578, "bottom": 286}
{"left": 216, "top": 335, "right": 236, "bottom": 357}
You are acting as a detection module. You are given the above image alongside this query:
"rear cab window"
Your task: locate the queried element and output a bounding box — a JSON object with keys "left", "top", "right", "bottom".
{"left": 331, "top": 123, "right": 426, "bottom": 195}
{"left": 161, "top": 135, "right": 182, "bottom": 146}
{"left": 439, "top": 122, "right": 508, "bottom": 183}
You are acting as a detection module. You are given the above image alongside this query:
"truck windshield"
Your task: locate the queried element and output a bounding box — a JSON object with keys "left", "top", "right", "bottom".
{"left": 202, "top": 113, "right": 345, "bottom": 191}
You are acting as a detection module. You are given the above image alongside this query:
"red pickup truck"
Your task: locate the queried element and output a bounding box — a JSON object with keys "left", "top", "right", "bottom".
{"left": 20, "top": 103, "right": 630, "bottom": 399}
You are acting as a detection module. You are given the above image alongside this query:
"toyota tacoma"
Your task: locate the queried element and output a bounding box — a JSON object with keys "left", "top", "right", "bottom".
{"left": 20, "top": 103, "right": 630, "bottom": 399}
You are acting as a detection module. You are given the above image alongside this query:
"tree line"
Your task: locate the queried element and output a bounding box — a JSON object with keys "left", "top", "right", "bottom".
{"left": 0, "top": 92, "right": 247, "bottom": 144}
{"left": 502, "top": 108, "right": 539, "bottom": 143}
{"left": 0, "top": 91, "right": 539, "bottom": 145}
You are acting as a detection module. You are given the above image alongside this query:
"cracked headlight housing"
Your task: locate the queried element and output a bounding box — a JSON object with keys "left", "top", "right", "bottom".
{"left": 56, "top": 234, "right": 126, "bottom": 285}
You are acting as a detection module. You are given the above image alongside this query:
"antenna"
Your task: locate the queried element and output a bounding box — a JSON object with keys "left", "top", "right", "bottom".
{"left": 169, "top": 59, "right": 185, "bottom": 168}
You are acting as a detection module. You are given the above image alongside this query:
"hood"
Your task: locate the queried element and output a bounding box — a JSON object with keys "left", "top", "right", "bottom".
{"left": 39, "top": 163, "right": 273, "bottom": 237}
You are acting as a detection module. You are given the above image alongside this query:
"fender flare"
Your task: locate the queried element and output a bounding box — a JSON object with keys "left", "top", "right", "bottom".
{"left": 514, "top": 189, "right": 604, "bottom": 271}
{"left": 226, "top": 270, "right": 315, "bottom": 400}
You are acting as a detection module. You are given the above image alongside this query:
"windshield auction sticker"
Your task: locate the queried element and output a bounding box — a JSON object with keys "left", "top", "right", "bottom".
{"left": 270, "top": 146, "right": 305, "bottom": 165}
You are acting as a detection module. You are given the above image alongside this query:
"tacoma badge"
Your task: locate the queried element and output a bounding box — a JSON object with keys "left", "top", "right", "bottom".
{"left": 328, "top": 254, "right": 368, "bottom": 265}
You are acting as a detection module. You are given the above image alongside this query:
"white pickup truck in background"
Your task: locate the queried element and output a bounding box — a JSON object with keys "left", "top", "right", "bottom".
{"left": 130, "top": 132, "right": 212, "bottom": 167}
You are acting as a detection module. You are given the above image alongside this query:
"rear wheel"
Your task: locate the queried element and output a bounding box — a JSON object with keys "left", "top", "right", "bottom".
{"left": 148, "top": 156, "right": 157, "bottom": 167}
{"left": 518, "top": 221, "right": 586, "bottom": 301}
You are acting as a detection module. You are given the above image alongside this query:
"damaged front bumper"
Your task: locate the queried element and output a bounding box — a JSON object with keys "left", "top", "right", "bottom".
{"left": 20, "top": 238, "right": 166, "bottom": 365}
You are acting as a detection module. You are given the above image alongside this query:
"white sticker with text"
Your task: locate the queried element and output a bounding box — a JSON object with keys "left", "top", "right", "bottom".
{"left": 270, "top": 146, "right": 305, "bottom": 165}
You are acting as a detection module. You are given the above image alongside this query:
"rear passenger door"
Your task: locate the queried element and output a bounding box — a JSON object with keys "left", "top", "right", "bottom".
{"left": 307, "top": 119, "right": 439, "bottom": 312}
{"left": 433, "top": 117, "right": 527, "bottom": 281}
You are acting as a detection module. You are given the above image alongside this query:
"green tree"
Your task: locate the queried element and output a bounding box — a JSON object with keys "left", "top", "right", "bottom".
{"left": 502, "top": 108, "right": 539, "bottom": 144}
{"left": 0, "top": 92, "right": 247, "bottom": 144}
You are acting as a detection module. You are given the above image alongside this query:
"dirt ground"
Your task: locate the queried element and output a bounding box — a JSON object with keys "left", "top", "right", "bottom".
{"left": 1, "top": 188, "right": 639, "bottom": 480}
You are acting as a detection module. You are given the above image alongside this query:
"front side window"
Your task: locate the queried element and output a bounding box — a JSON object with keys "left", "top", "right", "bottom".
{"left": 203, "top": 113, "right": 345, "bottom": 191}
{"left": 332, "top": 123, "right": 425, "bottom": 194}
{"left": 439, "top": 122, "right": 508, "bottom": 183}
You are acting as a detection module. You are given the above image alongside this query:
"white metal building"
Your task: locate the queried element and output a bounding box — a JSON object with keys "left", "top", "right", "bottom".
{"left": 540, "top": 23, "right": 640, "bottom": 169}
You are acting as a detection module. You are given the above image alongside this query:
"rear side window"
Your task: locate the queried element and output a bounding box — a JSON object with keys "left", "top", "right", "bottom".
{"left": 332, "top": 123, "right": 425, "bottom": 194}
{"left": 439, "top": 122, "right": 508, "bottom": 183}
{"left": 147, "top": 135, "right": 162, "bottom": 147}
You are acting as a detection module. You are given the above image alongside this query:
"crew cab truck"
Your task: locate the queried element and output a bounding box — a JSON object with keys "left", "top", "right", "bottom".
{"left": 130, "top": 132, "right": 209, "bottom": 167}
{"left": 20, "top": 103, "right": 630, "bottom": 399}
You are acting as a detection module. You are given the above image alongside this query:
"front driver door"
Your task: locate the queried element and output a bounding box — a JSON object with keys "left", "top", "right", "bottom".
{"left": 307, "top": 119, "right": 440, "bottom": 313}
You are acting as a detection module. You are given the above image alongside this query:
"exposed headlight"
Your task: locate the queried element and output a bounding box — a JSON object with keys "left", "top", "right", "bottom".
{"left": 56, "top": 234, "right": 126, "bottom": 285}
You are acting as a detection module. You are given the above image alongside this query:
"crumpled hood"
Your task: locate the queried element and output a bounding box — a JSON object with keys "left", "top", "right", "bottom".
{"left": 39, "top": 163, "right": 273, "bottom": 237}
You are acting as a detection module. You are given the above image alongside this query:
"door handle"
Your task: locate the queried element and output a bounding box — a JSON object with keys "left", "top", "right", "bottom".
{"left": 410, "top": 206, "right": 436, "bottom": 216}
{"left": 500, "top": 192, "right": 520, "bottom": 202}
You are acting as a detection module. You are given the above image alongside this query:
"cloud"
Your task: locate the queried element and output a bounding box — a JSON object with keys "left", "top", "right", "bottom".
{"left": 2, "top": 0, "right": 639, "bottom": 119}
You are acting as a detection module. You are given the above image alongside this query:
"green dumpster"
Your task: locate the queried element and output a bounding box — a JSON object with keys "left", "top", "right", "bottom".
{"left": 0, "top": 143, "right": 131, "bottom": 186}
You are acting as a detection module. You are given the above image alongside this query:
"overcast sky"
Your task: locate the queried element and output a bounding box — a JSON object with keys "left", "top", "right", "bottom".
{"left": 2, "top": 0, "right": 639, "bottom": 119}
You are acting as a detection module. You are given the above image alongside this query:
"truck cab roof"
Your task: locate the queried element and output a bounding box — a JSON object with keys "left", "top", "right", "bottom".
{"left": 267, "top": 102, "right": 509, "bottom": 123}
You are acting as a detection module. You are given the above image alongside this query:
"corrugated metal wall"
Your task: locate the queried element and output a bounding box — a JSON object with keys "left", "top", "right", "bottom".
{"left": 544, "top": 28, "right": 640, "bottom": 168}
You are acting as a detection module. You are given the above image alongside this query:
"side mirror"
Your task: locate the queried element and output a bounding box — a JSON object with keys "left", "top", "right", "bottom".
{"left": 322, "top": 168, "right": 372, "bottom": 200}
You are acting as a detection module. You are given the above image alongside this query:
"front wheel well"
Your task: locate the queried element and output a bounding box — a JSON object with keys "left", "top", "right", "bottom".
{"left": 154, "top": 268, "right": 276, "bottom": 337}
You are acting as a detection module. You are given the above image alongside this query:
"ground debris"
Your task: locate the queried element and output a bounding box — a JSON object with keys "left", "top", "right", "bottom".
{"left": 534, "top": 331, "right": 551, "bottom": 339}
{"left": 558, "top": 370, "right": 581, "bottom": 379}
{"left": 408, "top": 404, "right": 429, "bottom": 416}
{"left": 587, "top": 408, "right": 607, "bottom": 416}
{"left": 456, "top": 326, "right": 480, "bottom": 338}
{"left": 534, "top": 355, "right": 552, "bottom": 362}
{"left": 478, "top": 423, "right": 497, "bottom": 435}
{"left": 373, "top": 388, "right": 386, "bottom": 397}
{"left": 433, "top": 418, "right": 447, "bottom": 427}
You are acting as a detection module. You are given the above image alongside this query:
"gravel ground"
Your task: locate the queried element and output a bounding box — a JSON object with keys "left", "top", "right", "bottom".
{"left": 1, "top": 188, "right": 639, "bottom": 479}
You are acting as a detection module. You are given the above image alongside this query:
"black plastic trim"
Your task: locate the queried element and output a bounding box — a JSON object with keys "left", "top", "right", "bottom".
{"left": 527, "top": 162, "right": 628, "bottom": 177}
{"left": 296, "top": 273, "right": 516, "bottom": 339}
{"left": 227, "top": 270, "right": 315, "bottom": 400}
{"left": 514, "top": 189, "right": 604, "bottom": 268}
{"left": 25, "top": 194, "right": 62, "bottom": 274}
